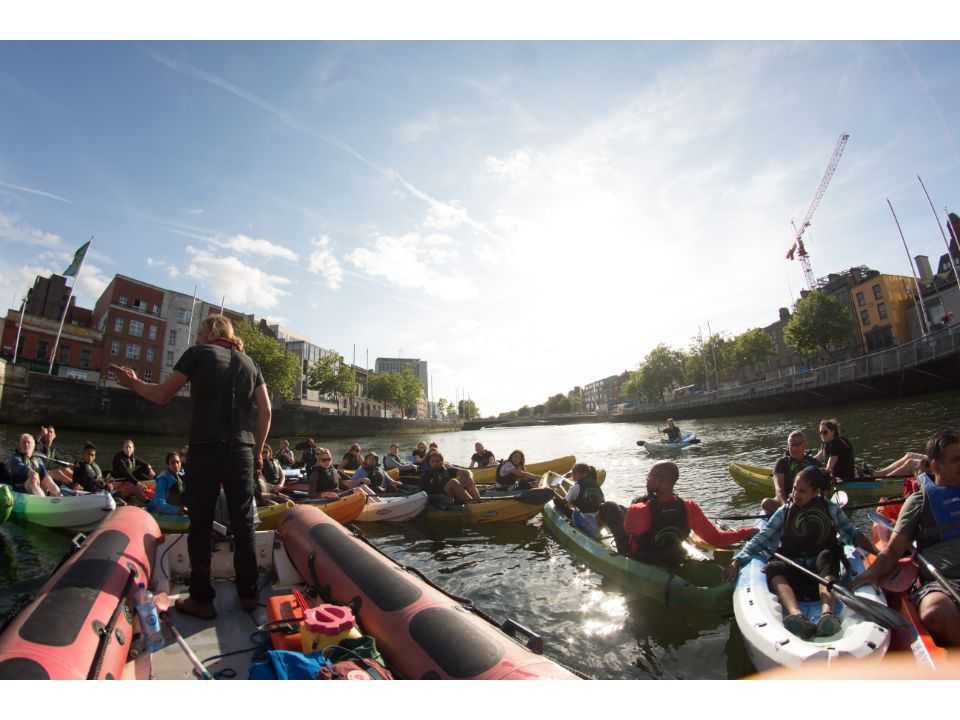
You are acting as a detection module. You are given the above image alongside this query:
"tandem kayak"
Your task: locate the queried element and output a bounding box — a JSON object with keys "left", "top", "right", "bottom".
{"left": 7, "top": 489, "right": 116, "bottom": 531}
{"left": 733, "top": 538, "right": 890, "bottom": 671}
{"left": 728, "top": 462, "right": 907, "bottom": 500}
{"left": 151, "top": 499, "right": 297, "bottom": 533}
{"left": 356, "top": 490, "right": 428, "bottom": 523}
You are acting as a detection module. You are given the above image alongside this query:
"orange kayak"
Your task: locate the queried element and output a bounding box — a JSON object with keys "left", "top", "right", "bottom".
{"left": 307, "top": 489, "right": 367, "bottom": 524}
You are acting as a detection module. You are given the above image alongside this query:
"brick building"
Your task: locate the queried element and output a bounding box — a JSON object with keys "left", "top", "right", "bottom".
{"left": 93, "top": 275, "right": 167, "bottom": 384}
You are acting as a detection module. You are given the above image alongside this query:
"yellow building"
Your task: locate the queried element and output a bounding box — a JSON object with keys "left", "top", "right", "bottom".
{"left": 849, "top": 274, "right": 916, "bottom": 352}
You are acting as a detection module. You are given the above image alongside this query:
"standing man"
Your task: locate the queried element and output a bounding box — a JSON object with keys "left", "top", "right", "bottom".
{"left": 114, "top": 315, "right": 271, "bottom": 618}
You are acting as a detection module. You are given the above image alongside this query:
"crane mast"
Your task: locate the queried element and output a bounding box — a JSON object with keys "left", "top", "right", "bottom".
{"left": 786, "top": 133, "right": 850, "bottom": 289}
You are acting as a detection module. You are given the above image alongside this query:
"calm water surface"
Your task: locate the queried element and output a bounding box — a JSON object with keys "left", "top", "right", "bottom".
{"left": 2, "top": 391, "right": 958, "bottom": 679}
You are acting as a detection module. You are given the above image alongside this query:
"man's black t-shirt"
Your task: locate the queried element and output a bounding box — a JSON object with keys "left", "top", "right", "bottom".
{"left": 174, "top": 344, "right": 265, "bottom": 446}
{"left": 471, "top": 450, "right": 495, "bottom": 467}
{"left": 821, "top": 436, "right": 855, "bottom": 481}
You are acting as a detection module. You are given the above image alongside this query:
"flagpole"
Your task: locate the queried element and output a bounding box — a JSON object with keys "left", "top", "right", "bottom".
{"left": 887, "top": 199, "right": 928, "bottom": 337}
{"left": 917, "top": 176, "right": 960, "bottom": 295}
{"left": 12, "top": 296, "right": 27, "bottom": 366}
{"left": 49, "top": 236, "right": 93, "bottom": 375}
{"left": 184, "top": 285, "right": 198, "bottom": 344}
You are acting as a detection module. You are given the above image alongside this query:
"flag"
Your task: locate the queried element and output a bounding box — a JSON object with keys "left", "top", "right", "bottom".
{"left": 63, "top": 240, "right": 90, "bottom": 277}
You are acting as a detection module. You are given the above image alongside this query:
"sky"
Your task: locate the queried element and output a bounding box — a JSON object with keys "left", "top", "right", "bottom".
{"left": 1, "top": 40, "right": 960, "bottom": 415}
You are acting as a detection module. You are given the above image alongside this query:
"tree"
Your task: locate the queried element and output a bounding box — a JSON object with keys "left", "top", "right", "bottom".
{"left": 732, "top": 328, "right": 775, "bottom": 376}
{"left": 367, "top": 372, "right": 401, "bottom": 415}
{"left": 784, "top": 290, "right": 855, "bottom": 363}
{"left": 623, "top": 370, "right": 645, "bottom": 401}
{"left": 638, "top": 344, "right": 685, "bottom": 402}
{"left": 567, "top": 386, "right": 584, "bottom": 413}
{"left": 437, "top": 397, "right": 450, "bottom": 417}
{"left": 395, "top": 368, "right": 424, "bottom": 418}
{"left": 457, "top": 399, "right": 480, "bottom": 419}
{"left": 533, "top": 403, "right": 546, "bottom": 416}
{"left": 306, "top": 353, "right": 357, "bottom": 397}
{"left": 234, "top": 320, "right": 301, "bottom": 401}
{"left": 517, "top": 404, "right": 531, "bottom": 417}
{"left": 545, "top": 393, "right": 571, "bottom": 414}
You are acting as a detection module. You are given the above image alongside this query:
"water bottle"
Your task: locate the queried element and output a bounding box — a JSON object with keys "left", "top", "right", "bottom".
{"left": 134, "top": 582, "right": 164, "bottom": 653}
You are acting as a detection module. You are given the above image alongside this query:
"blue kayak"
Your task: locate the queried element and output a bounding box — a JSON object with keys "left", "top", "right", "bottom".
{"left": 638, "top": 432, "right": 699, "bottom": 455}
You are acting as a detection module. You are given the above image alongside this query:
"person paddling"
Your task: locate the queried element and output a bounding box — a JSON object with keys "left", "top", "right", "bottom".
{"left": 762, "top": 431, "right": 822, "bottom": 515}
{"left": 726, "top": 466, "right": 878, "bottom": 640}
{"left": 114, "top": 314, "right": 272, "bottom": 618}
{"left": 599, "top": 461, "right": 755, "bottom": 566}
{"left": 660, "top": 418, "right": 682, "bottom": 443}
{"left": 853, "top": 430, "right": 960, "bottom": 647}
{"left": 553, "top": 463, "right": 605, "bottom": 538}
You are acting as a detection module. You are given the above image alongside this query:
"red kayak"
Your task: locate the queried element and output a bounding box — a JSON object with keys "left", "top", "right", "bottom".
{"left": 0, "top": 507, "right": 161, "bottom": 679}
{"left": 278, "top": 504, "right": 578, "bottom": 679}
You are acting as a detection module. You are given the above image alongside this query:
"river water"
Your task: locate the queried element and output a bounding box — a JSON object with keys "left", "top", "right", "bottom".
{"left": 2, "top": 391, "right": 958, "bottom": 679}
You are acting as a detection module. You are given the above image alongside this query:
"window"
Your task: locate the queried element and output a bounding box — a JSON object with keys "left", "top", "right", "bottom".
{"left": 877, "top": 302, "right": 888, "bottom": 320}
{"left": 129, "top": 320, "right": 144, "bottom": 337}
{"left": 126, "top": 343, "right": 141, "bottom": 360}
{"left": 166, "top": 350, "right": 174, "bottom": 366}
{"left": 148, "top": 325, "right": 157, "bottom": 341}
{"left": 107, "top": 367, "right": 116, "bottom": 381}
{"left": 153, "top": 304, "right": 160, "bottom": 315}
{"left": 114, "top": 317, "right": 124, "bottom": 333}
{"left": 59, "top": 344, "right": 71, "bottom": 363}
{"left": 873, "top": 284, "right": 882, "bottom": 300}
{"left": 855, "top": 291, "right": 865, "bottom": 307}
{"left": 111, "top": 340, "right": 120, "bottom": 356}
{"left": 143, "top": 368, "right": 153, "bottom": 381}
{"left": 118, "top": 295, "right": 128, "bottom": 306}
{"left": 79, "top": 349, "right": 91, "bottom": 369}
{"left": 860, "top": 309, "right": 871, "bottom": 326}
{"left": 177, "top": 308, "right": 192, "bottom": 324}
{"left": 36, "top": 340, "right": 49, "bottom": 360}
{"left": 146, "top": 348, "right": 155, "bottom": 363}
{"left": 169, "top": 329, "right": 177, "bottom": 346}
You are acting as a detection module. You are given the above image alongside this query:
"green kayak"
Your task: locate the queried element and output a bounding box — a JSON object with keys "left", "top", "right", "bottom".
{"left": 729, "top": 462, "right": 906, "bottom": 500}
{"left": 1, "top": 485, "right": 12, "bottom": 524}
{"left": 542, "top": 495, "right": 732, "bottom": 613}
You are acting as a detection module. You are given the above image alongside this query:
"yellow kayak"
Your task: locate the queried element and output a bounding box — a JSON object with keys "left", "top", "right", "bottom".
{"left": 729, "top": 462, "right": 907, "bottom": 499}
{"left": 465, "top": 455, "right": 576, "bottom": 485}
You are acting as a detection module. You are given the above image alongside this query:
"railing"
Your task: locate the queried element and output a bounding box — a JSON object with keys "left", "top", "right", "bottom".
{"left": 630, "top": 324, "right": 960, "bottom": 414}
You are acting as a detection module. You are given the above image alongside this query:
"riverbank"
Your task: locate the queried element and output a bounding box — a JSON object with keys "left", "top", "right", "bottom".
{"left": 0, "top": 361, "right": 460, "bottom": 438}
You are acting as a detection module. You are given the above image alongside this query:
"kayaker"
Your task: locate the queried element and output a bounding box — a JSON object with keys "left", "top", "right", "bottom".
{"left": 660, "top": 419, "right": 682, "bottom": 443}
{"left": 726, "top": 466, "right": 878, "bottom": 640}
{"left": 113, "top": 314, "right": 272, "bottom": 618}
{"left": 5, "top": 433, "right": 62, "bottom": 496}
{"left": 307, "top": 448, "right": 343, "bottom": 497}
{"left": 149, "top": 452, "right": 186, "bottom": 516}
{"left": 36, "top": 425, "right": 73, "bottom": 485}
{"left": 410, "top": 441, "right": 429, "bottom": 466}
{"left": 852, "top": 429, "right": 960, "bottom": 647}
{"left": 469, "top": 442, "right": 496, "bottom": 468}
{"left": 276, "top": 440, "right": 295, "bottom": 468}
{"left": 762, "top": 431, "right": 822, "bottom": 515}
{"left": 72, "top": 442, "right": 106, "bottom": 493}
{"left": 553, "top": 463, "right": 605, "bottom": 538}
{"left": 600, "top": 461, "right": 755, "bottom": 565}
{"left": 383, "top": 443, "right": 417, "bottom": 473}
{"left": 496, "top": 450, "right": 541, "bottom": 490}
{"left": 813, "top": 419, "right": 855, "bottom": 483}
{"left": 346, "top": 452, "right": 402, "bottom": 493}
{"left": 109, "top": 439, "right": 153, "bottom": 503}
{"left": 340, "top": 442, "right": 363, "bottom": 471}
{"left": 257, "top": 445, "right": 285, "bottom": 503}
{"left": 872, "top": 451, "right": 929, "bottom": 478}
{"left": 420, "top": 451, "right": 480, "bottom": 503}
{"left": 301, "top": 439, "right": 318, "bottom": 474}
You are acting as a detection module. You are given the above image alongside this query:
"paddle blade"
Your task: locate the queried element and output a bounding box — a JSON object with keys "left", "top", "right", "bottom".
{"left": 830, "top": 583, "right": 910, "bottom": 631}
{"left": 830, "top": 490, "right": 849, "bottom": 509}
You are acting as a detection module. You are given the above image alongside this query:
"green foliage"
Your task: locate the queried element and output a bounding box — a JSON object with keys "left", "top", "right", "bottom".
{"left": 638, "top": 344, "right": 686, "bottom": 402}
{"left": 732, "top": 328, "right": 775, "bottom": 371}
{"left": 395, "top": 368, "right": 423, "bottom": 417}
{"left": 458, "top": 399, "right": 480, "bottom": 419}
{"left": 784, "top": 290, "right": 855, "bottom": 362}
{"left": 305, "top": 353, "right": 356, "bottom": 397}
{"left": 437, "top": 397, "right": 450, "bottom": 416}
{"left": 234, "top": 320, "right": 301, "bottom": 400}
{"left": 517, "top": 405, "right": 531, "bottom": 417}
{"left": 623, "top": 370, "right": 644, "bottom": 400}
{"left": 367, "top": 371, "right": 400, "bottom": 410}
{"left": 533, "top": 403, "right": 545, "bottom": 416}
{"left": 545, "top": 393, "right": 572, "bottom": 414}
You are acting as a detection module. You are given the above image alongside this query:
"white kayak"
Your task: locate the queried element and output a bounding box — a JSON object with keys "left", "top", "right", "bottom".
{"left": 733, "top": 543, "right": 890, "bottom": 671}
{"left": 355, "top": 490, "right": 428, "bottom": 523}
{"left": 10, "top": 489, "right": 117, "bottom": 531}
{"left": 640, "top": 432, "right": 699, "bottom": 455}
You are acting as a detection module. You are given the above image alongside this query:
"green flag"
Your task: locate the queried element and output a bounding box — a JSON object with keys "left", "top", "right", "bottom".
{"left": 63, "top": 240, "right": 90, "bottom": 277}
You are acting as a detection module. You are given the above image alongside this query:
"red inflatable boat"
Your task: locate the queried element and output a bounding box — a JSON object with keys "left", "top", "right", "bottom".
{"left": 0, "top": 507, "right": 161, "bottom": 679}
{"left": 278, "top": 504, "right": 578, "bottom": 679}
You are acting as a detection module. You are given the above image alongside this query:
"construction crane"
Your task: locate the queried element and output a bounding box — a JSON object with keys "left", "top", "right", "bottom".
{"left": 786, "top": 133, "right": 850, "bottom": 289}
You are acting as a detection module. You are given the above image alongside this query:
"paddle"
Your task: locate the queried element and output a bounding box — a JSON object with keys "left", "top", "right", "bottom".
{"left": 716, "top": 495, "right": 902, "bottom": 522}
{"left": 770, "top": 552, "right": 910, "bottom": 630}
{"left": 869, "top": 511, "right": 960, "bottom": 609}
{"left": 34, "top": 453, "right": 73, "bottom": 469}
{"left": 159, "top": 610, "right": 214, "bottom": 680}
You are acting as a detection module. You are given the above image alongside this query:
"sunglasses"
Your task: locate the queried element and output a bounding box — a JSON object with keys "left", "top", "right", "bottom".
{"left": 819, "top": 429, "right": 831, "bottom": 435}
{"left": 319, "top": 457, "right": 332, "bottom": 462}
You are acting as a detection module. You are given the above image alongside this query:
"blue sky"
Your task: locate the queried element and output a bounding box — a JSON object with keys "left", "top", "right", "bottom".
{"left": 1, "top": 41, "right": 959, "bottom": 414}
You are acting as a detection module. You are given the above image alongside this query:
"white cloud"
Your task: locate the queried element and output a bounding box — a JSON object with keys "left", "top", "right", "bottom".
{"left": 184, "top": 246, "right": 291, "bottom": 310}
{"left": 0, "top": 180, "right": 71, "bottom": 204}
{"left": 307, "top": 236, "right": 343, "bottom": 290}
{"left": 0, "top": 211, "right": 62, "bottom": 248}
{"left": 485, "top": 149, "right": 532, "bottom": 181}
{"left": 345, "top": 233, "right": 477, "bottom": 299}
{"left": 147, "top": 257, "right": 158, "bottom": 266}
{"left": 187, "top": 208, "right": 204, "bottom": 215}
{"left": 210, "top": 234, "right": 299, "bottom": 261}
{"left": 423, "top": 202, "right": 469, "bottom": 231}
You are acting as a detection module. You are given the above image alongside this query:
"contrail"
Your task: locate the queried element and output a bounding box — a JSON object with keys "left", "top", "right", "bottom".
{"left": 0, "top": 180, "right": 72, "bottom": 204}
{"left": 144, "top": 47, "right": 503, "bottom": 242}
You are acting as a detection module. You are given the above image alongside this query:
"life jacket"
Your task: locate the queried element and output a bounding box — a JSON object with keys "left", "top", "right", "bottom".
{"left": 572, "top": 474, "right": 604, "bottom": 514}
{"left": 495, "top": 460, "right": 512, "bottom": 487}
{"left": 916, "top": 473, "right": 960, "bottom": 549}
{"left": 363, "top": 466, "right": 389, "bottom": 491}
{"left": 474, "top": 450, "right": 495, "bottom": 468}
{"left": 421, "top": 467, "right": 453, "bottom": 495}
{"left": 778, "top": 452, "right": 819, "bottom": 497}
{"left": 341, "top": 454, "right": 361, "bottom": 471}
{"left": 664, "top": 427, "right": 682, "bottom": 442}
{"left": 628, "top": 495, "right": 690, "bottom": 562}
{"left": 779, "top": 496, "right": 837, "bottom": 560}
{"left": 310, "top": 466, "right": 340, "bottom": 493}
{"left": 73, "top": 461, "right": 104, "bottom": 492}
{"left": 263, "top": 459, "right": 283, "bottom": 486}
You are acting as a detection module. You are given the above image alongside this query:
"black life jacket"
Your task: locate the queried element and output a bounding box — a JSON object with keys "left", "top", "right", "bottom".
{"left": 496, "top": 460, "right": 531, "bottom": 488}
{"left": 73, "top": 461, "right": 104, "bottom": 492}
{"left": 572, "top": 474, "right": 604, "bottom": 514}
{"left": 421, "top": 467, "right": 453, "bottom": 495}
{"left": 778, "top": 452, "right": 819, "bottom": 497}
{"left": 263, "top": 459, "right": 283, "bottom": 486}
{"left": 779, "top": 496, "right": 837, "bottom": 559}
{"left": 629, "top": 495, "right": 690, "bottom": 562}
{"left": 310, "top": 465, "right": 340, "bottom": 493}
{"left": 364, "top": 466, "right": 389, "bottom": 491}
{"left": 664, "top": 426, "right": 682, "bottom": 442}
{"left": 473, "top": 450, "right": 495, "bottom": 468}
{"left": 341, "top": 454, "right": 361, "bottom": 471}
